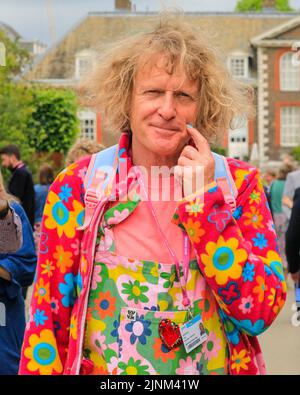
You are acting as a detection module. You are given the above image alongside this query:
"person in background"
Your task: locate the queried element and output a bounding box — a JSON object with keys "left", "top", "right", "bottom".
{"left": 0, "top": 193, "right": 22, "bottom": 254}
{"left": 285, "top": 186, "right": 300, "bottom": 314}
{"left": 262, "top": 169, "right": 276, "bottom": 216}
{"left": 0, "top": 170, "right": 36, "bottom": 375}
{"left": 282, "top": 167, "right": 300, "bottom": 221}
{"left": 65, "top": 138, "right": 105, "bottom": 167}
{"left": 34, "top": 164, "right": 55, "bottom": 252}
{"left": 270, "top": 164, "right": 294, "bottom": 280}
{"left": 0, "top": 144, "right": 35, "bottom": 229}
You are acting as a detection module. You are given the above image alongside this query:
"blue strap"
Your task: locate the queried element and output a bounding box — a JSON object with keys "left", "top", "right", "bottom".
{"left": 212, "top": 152, "right": 235, "bottom": 198}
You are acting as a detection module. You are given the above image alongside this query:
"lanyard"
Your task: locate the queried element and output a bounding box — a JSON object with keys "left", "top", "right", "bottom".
{"left": 136, "top": 168, "right": 192, "bottom": 312}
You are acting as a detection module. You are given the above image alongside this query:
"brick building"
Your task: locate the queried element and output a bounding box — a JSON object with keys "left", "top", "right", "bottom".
{"left": 22, "top": 0, "right": 300, "bottom": 166}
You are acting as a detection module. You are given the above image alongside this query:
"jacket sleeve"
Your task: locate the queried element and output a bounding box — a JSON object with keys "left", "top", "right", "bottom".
{"left": 173, "top": 161, "right": 286, "bottom": 337}
{"left": 19, "top": 159, "right": 89, "bottom": 375}
{"left": 0, "top": 202, "right": 36, "bottom": 299}
{"left": 285, "top": 188, "right": 300, "bottom": 275}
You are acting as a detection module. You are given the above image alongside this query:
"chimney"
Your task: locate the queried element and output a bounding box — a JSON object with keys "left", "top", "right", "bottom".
{"left": 115, "top": 0, "right": 132, "bottom": 11}
{"left": 262, "top": 0, "right": 276, "bottom": 12}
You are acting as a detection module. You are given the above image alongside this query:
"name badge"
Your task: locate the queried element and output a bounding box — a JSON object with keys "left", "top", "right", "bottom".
{"left": 179, "top": 314, "right": 207, "bottom": 353}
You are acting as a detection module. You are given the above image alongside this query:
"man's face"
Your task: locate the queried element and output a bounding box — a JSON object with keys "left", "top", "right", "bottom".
{"left": 1, "top": 154, "right": 14, "bottom": 169}
{"left": 130, "top": 58, "right": 199, "bottom": 160}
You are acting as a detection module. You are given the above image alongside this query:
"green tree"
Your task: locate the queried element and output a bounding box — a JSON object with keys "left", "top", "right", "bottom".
{"left": 236, "top": 0, "right": 293, "bottom": 12}
{"left": 0, "top": 30, "right": 34, "bottom": 176}
{"left": 26, "top": 87, "right": 79, "bottom": 155}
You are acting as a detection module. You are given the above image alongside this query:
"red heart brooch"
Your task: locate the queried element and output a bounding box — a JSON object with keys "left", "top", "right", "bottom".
{"left": 158, "top": 319, "right": 183, "bottom": 350}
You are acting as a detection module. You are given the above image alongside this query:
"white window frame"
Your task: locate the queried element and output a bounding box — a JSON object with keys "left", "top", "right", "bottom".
{"left": 75, "top": 50, "right": 94, "bottom": 79}
{"left": 280, "top": 106, "right": 300, "bottom": 147}
{"left": 78, "top": 110, "right": 97, "bottom": 141}
{"left": 228, "top": 55, "right": 249, "bottom": 79}
{"left": 280, "top": 52, "right": 300, "bottom": 92}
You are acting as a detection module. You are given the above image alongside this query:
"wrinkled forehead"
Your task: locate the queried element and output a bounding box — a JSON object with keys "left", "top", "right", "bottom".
{"left": 134, "top": 53, "right": 199, "bottom": 90}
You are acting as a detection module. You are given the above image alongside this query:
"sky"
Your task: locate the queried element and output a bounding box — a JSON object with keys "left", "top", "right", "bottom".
{"left": 1, "top": 0, "right": 300, "bottom": 46}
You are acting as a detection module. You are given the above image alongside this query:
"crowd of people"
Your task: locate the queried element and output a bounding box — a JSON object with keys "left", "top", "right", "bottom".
{"left": 0, "top": 16, "right": 299, "bottom": 376}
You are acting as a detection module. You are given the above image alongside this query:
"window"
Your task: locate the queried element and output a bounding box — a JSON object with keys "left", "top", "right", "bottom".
{"left": 78, "top": 110, "right": 96, "bottom": 140}
{"left": 228, "top": 56, "right": 249, "bottom": 79}
{"left": 280, "top": 106, "right": 300, "bottom": 147}
{"left": 280, "top": 52, "right": 300, "bottom": 91}
{"left": 75, "top": 50, "right": 94, "bottom": 79}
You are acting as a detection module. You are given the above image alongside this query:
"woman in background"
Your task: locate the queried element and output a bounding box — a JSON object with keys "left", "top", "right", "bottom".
{"left": 0, "top": 170, "right": 36, "bottom": 374}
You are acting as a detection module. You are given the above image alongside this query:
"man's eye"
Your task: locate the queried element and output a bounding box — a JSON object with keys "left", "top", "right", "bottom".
{"left": 176, "top": 92, "right": 191, "bottom": 98}
{"left": 145, "top": 90, "right": 162, "bottom": 95}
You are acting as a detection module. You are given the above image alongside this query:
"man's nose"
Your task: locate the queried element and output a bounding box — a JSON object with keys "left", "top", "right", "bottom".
{"left": 157, "top": 92, "right": 176, "bottom": 120}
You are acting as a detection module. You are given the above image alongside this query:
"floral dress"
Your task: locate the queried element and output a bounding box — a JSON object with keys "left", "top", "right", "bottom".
{"left": 83, "top": 199, "right": 229, "bottom": 375}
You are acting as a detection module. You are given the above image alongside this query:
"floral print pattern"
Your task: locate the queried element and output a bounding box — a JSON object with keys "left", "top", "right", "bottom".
{"left": 19, "top": 134, "right": 286, "bottom": 376}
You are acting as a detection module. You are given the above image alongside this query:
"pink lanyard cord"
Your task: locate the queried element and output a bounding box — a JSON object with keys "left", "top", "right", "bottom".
{"left": 136, "top": 168, "right": 192, "bottom": 309}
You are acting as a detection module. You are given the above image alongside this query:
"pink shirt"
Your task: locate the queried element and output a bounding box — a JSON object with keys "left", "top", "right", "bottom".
{"left": 112, "top": 175, "right": 195, "bottom": 263}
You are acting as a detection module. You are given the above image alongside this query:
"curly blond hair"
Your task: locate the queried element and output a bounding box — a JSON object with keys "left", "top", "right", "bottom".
{"left": 78, "top": 14, "right": 255, "bottom": 143}
{"left": 65, "top": 138, "right": 105, "bottom": 166}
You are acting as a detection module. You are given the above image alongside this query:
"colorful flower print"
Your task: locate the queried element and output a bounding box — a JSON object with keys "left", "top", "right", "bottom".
{"left": 50, "top": 297, "right": 59, "bottom": 314}
{"left": 40, "top": 260, "right": 55, "bottom": 278}
{"left": 58, "top": 273, "right": 77, "bottom": 308}
{"left": 91, "top": 265, "right": 103, "bottom": 290}
{"left": 175, "top": 356, "right": 198, "bottom": 375}
{"left": 153, "top": 338, "right": 177, "bottom": 363}
{"left": 33, "top": 309, "right": 48, "bottom": 327}
{"left": 252, "top": 233, "right": 268, "bottom": 250}
{"left": 198, "top": 291, "right": 214, "bottom": 321}
{"left": 219, "top": 310, "right": 240, "bottom": 345}
{"left": 58, "top": 184, "right": 72, "bottom": 203}
{"left": 118, "top": 357, "right": 150, "bottom": 375}
{"left": 121, "top": 280, "right": 149, "bottom": 304}
{"left": 238, "top": 296, "right": 254, "bottom": 314}
{"left": 232, "top": 318, "right": 265, "bottom": 336}
{"left": 203, "top": 332, "right": 221, "bottom": 360}
{"left": 263, "top": 251, "right": 284, "bottom": 281}
{"left": 201, "top": 236, "right": 246, "bottom": 285}
{"left": 232, "top": 206, "right": 243, "bottom": 220}
{"left": 24, "top": 329, "right": 63, "bottom": 374}
{"left": 53, "top": 245, "right": 73, "bottom": 274}
{"left": 69, "top": 315, "right": 77, "bottom": 340}
{"left": 43, "top": 191, "right": 82, "bottom": 239}
{"left": 253, "top": 276, "right": 268, "bottom": 303}
{"left": 92, "top": 291, "right": 116, "bottom": 320}
{"left": 107, "top": 209, "right": 130, "bottom": 225}
{"left": 34, "top": 278, "right": 50, "bottom": 305}
{"left": 249, "top": 190, "right": 261, "bottom": 205}
{"left": 160, "top": 268, "right": 177, "bottom": 289}
{"left": 268, "top": 288, "right": 276, "bottom": 306}
{"left": 243, "top": 206, "right": 264, "bottom": 229}
{"left": 183, "top": 219, "right": 205, "bottom": 244}
{"left": 218, "top": 281, "right": 241, "bottom": 305}
{"left": 242, "top": 262, "right": 255, "bottom": 282}
{"left": 234, "top": 169, "right": 249, "bottom": 189}
{"left": 231, "top": 349, "right": 251, "bottom": 374}
{"left": 272, "top": 296, "right": 285, "bottom": 315}
{"left": 56, "top": 163, "right": 78, "bottom": 183}
{"left": 125, "top": 315, "right": 152, "bottom": 345}
{"left": 185, "top": 198, "right": 204, "bottom": 217}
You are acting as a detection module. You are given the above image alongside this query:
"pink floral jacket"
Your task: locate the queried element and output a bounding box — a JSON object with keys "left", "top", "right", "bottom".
{"left": 19, "top": 134, "right": 286, "bottom": 375}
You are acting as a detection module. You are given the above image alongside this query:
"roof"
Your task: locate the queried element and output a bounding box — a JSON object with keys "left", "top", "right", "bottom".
{"left": 24, "top": 11, "right": 300, "bottom": 80}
